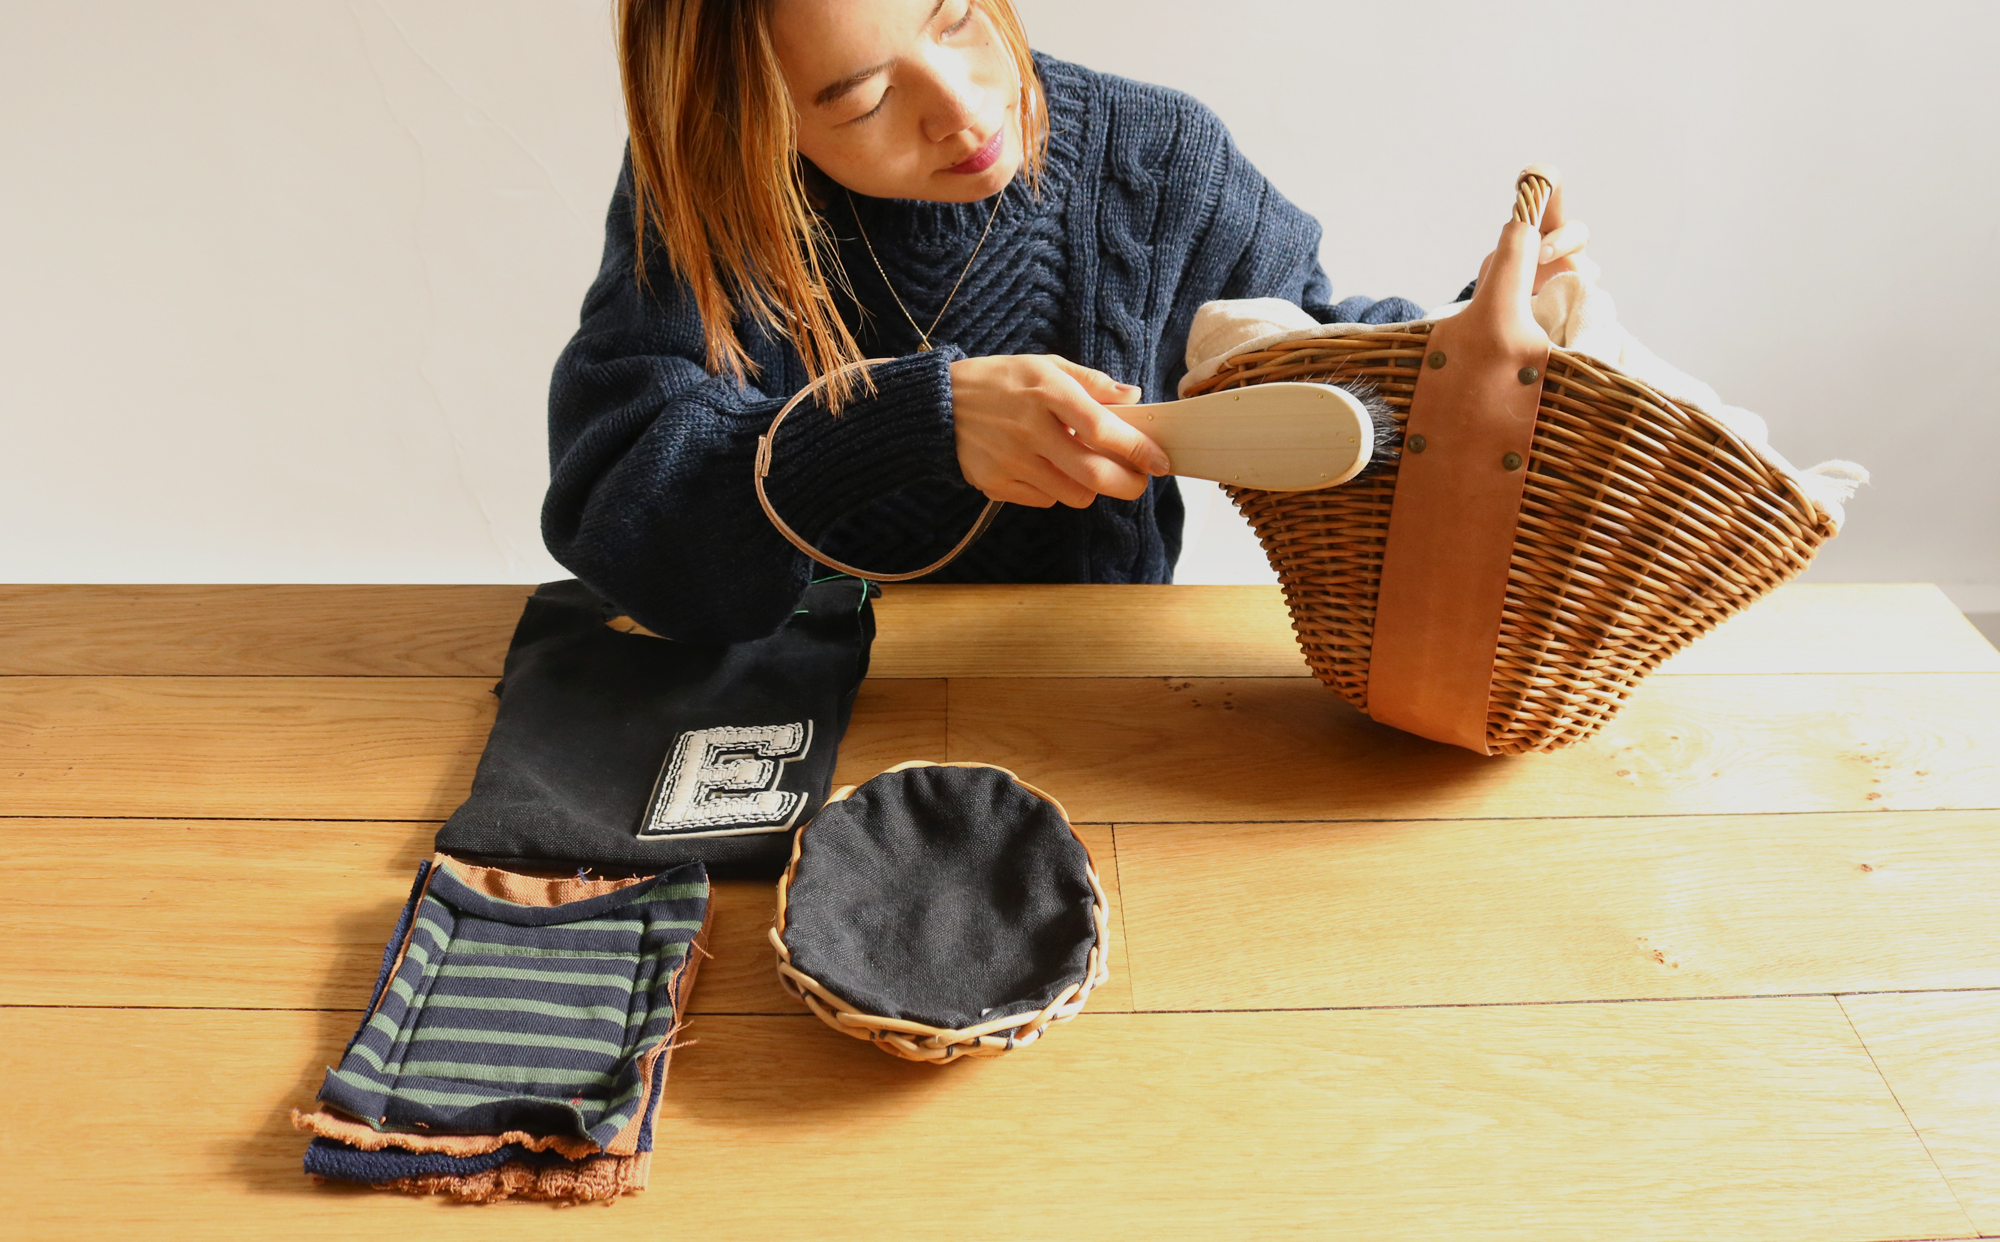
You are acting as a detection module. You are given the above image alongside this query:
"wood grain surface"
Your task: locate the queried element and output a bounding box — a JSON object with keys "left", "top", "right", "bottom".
{"left": 11, "top": 671, "right": 1991, "bottom": 824}
{"left": 870, "top": 583, "right": 1308, "bottom": 677}
{"left": 947, "top": 673, "right": 2000, "bottom": 822}
{"left": 0, "top": 677, "right": 946, "bottom": 819}
{"left": 4, "top": 582, "right": 1992, "bottom": 678}
{"left": 1652, "top": 582, "right": 2000, "bottom": 676}
{"left": 1840, "top": 991, "right": 2000, "bottom": 1237}
{"left": 6, "top": 582, "right": 1998, "bottom": 1241}
{"left": 2, "top": 819, "right": 433, "bottom": 1010}
{"left": 0, "top": 819, "right": 1130, "bottom": 1016}
{"left": 0, "top": 1002, "right": 1971, "bottom": 1241}
{"left": 1115, "top": 810, "right": 2000, "bottom": 1010}
{"left": 0, "top": 584, "right": 531, "bottom": 676}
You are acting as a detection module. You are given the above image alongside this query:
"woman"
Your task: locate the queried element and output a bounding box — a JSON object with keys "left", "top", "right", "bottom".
{"left": 544, "top": 0, "right": 1582, "bottom": 643}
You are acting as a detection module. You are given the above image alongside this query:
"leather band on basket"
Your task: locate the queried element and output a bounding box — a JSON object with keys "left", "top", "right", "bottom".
{"left": 754, "top": 356, "right": 1003, "bottom": 583}
{"left": 1365, "top": 169, "right": 1561, "bottom": 754}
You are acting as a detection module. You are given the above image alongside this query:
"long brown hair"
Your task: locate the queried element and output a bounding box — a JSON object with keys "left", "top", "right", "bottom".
{"left": 619, "top": 0, "right": 1047, "bottom": 407}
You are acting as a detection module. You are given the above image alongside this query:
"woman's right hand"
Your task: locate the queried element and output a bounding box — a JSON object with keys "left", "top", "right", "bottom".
{"left": 947, "top": 354, "right": 1172, "bottom": 508}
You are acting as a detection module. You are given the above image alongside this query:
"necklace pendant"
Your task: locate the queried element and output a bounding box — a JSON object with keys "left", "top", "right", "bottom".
{"left": 846, "top": 185, "right": 1001, "bottom": 364}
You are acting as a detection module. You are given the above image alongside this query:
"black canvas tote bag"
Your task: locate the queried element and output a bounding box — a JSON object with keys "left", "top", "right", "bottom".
{"left": 435, "top": 576, "right": 875, "bottom": 878}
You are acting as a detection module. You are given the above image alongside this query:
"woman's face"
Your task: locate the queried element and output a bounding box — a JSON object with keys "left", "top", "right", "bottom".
{"left": 771, "top": 0, "right": 1022, "bottom": 203}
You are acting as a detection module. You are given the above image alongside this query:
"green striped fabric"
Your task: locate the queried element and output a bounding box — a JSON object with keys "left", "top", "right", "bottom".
{"left": 318, "top": 861, "right": 708, "bottom": 1147}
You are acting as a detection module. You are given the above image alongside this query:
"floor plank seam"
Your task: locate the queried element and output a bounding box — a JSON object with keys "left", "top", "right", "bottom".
{"left": 932, "top": 671, "right": 2000, "bottom": 681}
{"left": 1076, "top": 987, "right": 2000, "bottom": 1015}
{"left": 9, "top": 669, "right": 1991, "bottom": 679}
{"left": 0, "top": 815, "right": 452, "bottom": 824}
{"left": 0, "top": 1003, "right": 374, "bottom": 1014}
{"left": 1108, "top": 822, "right": 1137, "bottom": 1002}
{"left": 1836, "top": 994, "right": 1983, "bottom": 1237}
{"left": 1096, "top": 804, "right": 2000, "bottom": 824}
{"left": 0, "top": 1003, "right": 828, "bottom": 1018}
{"left": 15, "top": 987, "right": 1999, "bottom": 1017}
{"left": 12, "top": 806, "right": 1997, "bottom": 825}
{"left": 0, "top": 673, "right": 504, "bottom": 680}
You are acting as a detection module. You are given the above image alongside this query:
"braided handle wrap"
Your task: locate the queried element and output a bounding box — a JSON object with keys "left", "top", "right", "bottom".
{"left": 754, "top": 356, "right": 1003, "bottom": 583}
{"left": 1512, "top": 164, "right": 1565, "bottom": 232}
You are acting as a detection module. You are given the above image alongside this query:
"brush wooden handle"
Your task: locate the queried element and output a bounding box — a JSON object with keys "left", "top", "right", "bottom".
{"left": 1130, "top": 382, "right": 1375, "bottom": 493}
{"left": 758, "top": 365, "right": 1379, "bottom": 584}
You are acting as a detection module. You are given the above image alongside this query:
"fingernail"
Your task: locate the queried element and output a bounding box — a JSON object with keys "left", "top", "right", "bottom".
{"left": 1539, "top": 243, "right": 1555, "bottom": 263}
{"left": 1147, "top": 453, "right": 1172, "bottom": 476}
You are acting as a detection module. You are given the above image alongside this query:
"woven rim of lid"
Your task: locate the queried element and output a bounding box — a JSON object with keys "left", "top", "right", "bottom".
{"left": 769, "top": 761, "right": 1111, "bottom": 1065}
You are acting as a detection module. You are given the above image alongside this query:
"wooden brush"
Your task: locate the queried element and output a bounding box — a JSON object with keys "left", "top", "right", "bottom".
{"left": 1123, "top": 382, "right": 1397, "bottom": 493}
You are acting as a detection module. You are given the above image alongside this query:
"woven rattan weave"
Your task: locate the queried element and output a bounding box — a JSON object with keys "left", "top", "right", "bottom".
{"left": 1187, "top": 173, "right": 1836, "bottom": 754}
{"left": 770, "top": 761, "right": 1110, "bottom": 1064}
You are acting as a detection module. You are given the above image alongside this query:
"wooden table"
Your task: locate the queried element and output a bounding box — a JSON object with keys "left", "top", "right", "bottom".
{"left": 3, "top": 582, "right": 1998, "bottom": 1239}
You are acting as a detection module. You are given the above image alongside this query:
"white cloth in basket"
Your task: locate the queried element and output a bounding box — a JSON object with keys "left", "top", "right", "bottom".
{"left": 1180, "top": 280, "right": 1867, "bottom": 531}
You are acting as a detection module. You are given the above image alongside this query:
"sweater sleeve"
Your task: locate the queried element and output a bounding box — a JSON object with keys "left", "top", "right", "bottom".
{"left": 542, "top": 158, "right": 966, "bottom": 644}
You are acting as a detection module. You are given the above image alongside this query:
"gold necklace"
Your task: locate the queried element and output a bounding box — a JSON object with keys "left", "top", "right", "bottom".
{"left": 847, "top": 186, "right": 1005, "bottom": 352}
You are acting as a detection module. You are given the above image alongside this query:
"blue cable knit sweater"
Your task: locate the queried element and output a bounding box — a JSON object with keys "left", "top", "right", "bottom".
{"left": 544, "top": 54, "right": 1420, "bottom": 643}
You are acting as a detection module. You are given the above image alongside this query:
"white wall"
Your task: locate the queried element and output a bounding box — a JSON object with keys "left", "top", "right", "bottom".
{"left": 3, "top": 1, "right": 1995, "bottom": 607}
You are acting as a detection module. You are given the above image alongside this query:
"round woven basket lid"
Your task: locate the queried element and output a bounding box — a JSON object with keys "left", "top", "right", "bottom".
{"left": 781, "top": 763, "right": 1098, "bottom": 1032}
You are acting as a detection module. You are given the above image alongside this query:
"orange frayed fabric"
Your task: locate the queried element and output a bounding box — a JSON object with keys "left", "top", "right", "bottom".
{"left": 290, "top": 1109, "right": 600, "bottom": 1159}
{"left": 438, "top": 856, "right": 658, "bottom": 907}
{"left": 300, "top": 857, "right": 711, "bottom": 1201}
{"left": 314, "top": 1151, "right": 653, "bottom": 1204}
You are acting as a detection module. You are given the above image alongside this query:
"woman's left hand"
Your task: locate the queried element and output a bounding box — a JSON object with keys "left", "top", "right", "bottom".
{"left": 1480, "top": 218, "right": 1599, "bottom": 293}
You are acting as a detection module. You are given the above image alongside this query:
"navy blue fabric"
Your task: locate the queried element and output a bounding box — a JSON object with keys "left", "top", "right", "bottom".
{"left": 316, "top": 862, "right": 706, "bottom": 1147}
{"left": 305, "top": 1138, "right": 522, "bottom": 1183}
{"left": 335, "top": 859, "right": 433, "bottom": 1067}
{"left": 358, "top": 860, "right": 432, "bottom": 1024}
{"left": 544, "top": 53, "right": 1423, "bottom": 643}
{"left": 305, "top": 1030, "right": 675, "bottom": 1185}
{"left": 783, "top": 764, "right": 1096, "bottom": 1030}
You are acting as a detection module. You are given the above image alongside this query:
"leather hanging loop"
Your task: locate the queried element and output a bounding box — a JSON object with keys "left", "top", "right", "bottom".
{"left": 755, "top": 357, "right": 1003, "bottom": 583}
{"left": 1365, "top": 169, "right": 1560, "bottom": 753}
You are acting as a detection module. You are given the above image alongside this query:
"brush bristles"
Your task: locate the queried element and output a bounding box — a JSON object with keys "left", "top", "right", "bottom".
{"left": 1337, "top": 380, "right": 1402, "bottom": 479}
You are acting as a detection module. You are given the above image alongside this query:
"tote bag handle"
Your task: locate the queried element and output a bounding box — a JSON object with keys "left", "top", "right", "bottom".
{"left": 755, "top": 358, "right": 1003, "bottom": 583}
{"left": 1365, "top": 166, "right": 1565, "bottom": 754}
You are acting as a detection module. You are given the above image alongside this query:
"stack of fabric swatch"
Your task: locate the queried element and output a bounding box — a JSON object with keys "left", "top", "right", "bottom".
{"left": 292, "top": 855, "right": 711, "bottom": 1203}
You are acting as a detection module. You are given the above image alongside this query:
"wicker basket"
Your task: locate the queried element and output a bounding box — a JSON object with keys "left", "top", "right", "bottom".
{"left": 769, "top": 761, "right": 1111, "bottom": 1064}
{"left": 1186, "top": 169, "right": 1836, "bottom": 755}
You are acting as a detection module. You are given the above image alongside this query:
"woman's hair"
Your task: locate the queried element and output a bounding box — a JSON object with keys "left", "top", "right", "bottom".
{"left": 619, "top": 0, "right": 1046, "bottom": 406}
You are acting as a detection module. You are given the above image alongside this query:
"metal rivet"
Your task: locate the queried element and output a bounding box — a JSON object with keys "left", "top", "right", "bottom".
{"left": 1518, "top": 366, "right": 1540, "bottom": 385}
{"left": 1407, "top": 434, "right": 1428, "bottom": 454}
{"left": 1502, "top": 451, "right": 1523, "bottom": 471}
{"left": 1426, "top": 351, "right": 1447, "bottom": 369}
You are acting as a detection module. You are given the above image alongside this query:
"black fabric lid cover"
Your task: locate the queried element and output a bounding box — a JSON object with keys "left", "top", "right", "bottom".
{"left": 433, "top": 577, "right": 874, "bottom": 880}
{"left": 782, "top": 764, "right": 1098, "bottom": 1031}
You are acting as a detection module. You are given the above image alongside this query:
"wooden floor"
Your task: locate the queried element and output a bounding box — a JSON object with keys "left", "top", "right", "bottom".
{"left": 3, "top": 582, "right": 1998, "bottom": 1240}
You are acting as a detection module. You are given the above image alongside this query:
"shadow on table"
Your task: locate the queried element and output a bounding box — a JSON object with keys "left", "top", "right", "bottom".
{"left": 221, "top": 1007, "right": 368, "bottom": 1200}
{"left": 1086, "top": 680, "right": 1510, "bottom": 824}
{"left": 665, "top": 1011, "right": 1020, "bottom": 1130}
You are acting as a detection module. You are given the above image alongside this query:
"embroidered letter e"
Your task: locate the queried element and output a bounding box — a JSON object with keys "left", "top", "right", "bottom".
{"left": 638, "top": 723, "right": 813, "bottom": 839}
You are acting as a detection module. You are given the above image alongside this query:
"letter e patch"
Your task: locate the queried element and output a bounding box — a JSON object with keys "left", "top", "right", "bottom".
{"left": 638, "top": 722, "right": 813, "bottom": 839}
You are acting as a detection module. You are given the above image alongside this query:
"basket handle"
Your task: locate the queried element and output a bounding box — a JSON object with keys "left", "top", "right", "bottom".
{"left": 1365, "top": 167, "right": 1563, "bottom": 755}
{"left": 754, "top": 357, "right": 1003, "bottom": 583}
{"left": 1512, "top": 163, "right": 1564, "bottom": 233}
